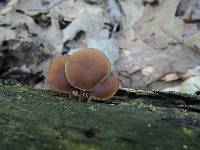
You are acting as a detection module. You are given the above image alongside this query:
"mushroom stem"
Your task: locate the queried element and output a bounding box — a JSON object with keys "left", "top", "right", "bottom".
{"left": 87, "top": 97, "right": 92, "bottom": 102}
{"left": 79, "top": 91, "right": 84, "bottom": 101}
{"left": 68, "top": 92, "right": 73, "bottom": 99}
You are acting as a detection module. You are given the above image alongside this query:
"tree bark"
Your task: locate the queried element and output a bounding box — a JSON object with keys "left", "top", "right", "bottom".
{"left": 0, "top": 83, "right": 200, "bottom": 150}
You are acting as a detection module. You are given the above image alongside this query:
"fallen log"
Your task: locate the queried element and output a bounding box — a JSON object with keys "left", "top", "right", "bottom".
{"left": 0, "top": 83, "right": 200, "bottom": 150}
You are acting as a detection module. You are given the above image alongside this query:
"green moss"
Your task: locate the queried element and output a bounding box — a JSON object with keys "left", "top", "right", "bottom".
{"left": 0, "top": 84, "right": 200, "bottom": 150}
{"left": 132, "top": 98, "right": 145, "bottom": 105}
{"left": 182, "top": 128, "right": 193, "bottom": 137}
{"left": 148, "top": 104, "right": 156, "bottom": 112}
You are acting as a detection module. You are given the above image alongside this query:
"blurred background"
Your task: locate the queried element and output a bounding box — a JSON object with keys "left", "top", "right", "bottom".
{"left": 0, "top": 0, "right": 200, "bottom": 93}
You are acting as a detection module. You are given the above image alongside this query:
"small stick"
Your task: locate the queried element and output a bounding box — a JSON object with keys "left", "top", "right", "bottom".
{"left": 79, "top": 91, "right": 84, "bottom": 101}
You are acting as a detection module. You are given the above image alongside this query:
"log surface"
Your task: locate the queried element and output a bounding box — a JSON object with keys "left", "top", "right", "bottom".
{"left": 0, "top": 83, "right": 200, "bottom": 150}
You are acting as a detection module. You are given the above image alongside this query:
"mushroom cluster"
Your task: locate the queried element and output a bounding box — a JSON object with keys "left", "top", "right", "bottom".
{"left": 48, "top": 48, "right": 119, "bottom": 101}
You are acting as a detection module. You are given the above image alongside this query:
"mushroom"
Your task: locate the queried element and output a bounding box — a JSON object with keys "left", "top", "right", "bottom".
{"left": 65, "top": 48, "right": 111, "bottom": 91}
{"left": 89, "top": 73, "right": 119, "bottom": 100}
{"left": 48, "top": 54, "right": 76, "bottom": 97}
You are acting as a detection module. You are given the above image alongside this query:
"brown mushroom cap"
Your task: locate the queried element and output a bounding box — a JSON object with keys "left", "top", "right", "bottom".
{"left": 48, "top": 54, "right": 76, "bottom": 93}
{"left": 89, "top": 73, "right": 119, "bottom": 100}
{"left": 65, "top": 48, "right": 111, "bottom": 91}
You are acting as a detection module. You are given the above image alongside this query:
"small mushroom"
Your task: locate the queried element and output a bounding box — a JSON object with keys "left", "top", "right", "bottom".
{"left": 48, "top": 54, "right": 76, "bottom": 96}
{"left": 65, "top": 48, "right": 111, "bottom": 91}
{"left": 89, "top": 73, "right": 119, "bottom": 100}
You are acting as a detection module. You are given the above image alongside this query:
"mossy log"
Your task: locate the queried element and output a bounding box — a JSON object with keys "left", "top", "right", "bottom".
{"left": 0, "top": 83, "right": 200, "bottom": 150}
